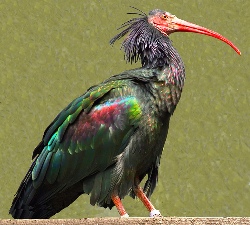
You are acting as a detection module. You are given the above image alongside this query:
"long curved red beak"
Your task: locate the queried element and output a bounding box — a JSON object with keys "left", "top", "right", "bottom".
{"left": 172, "top": 17, "right": 241, "bottom": 55}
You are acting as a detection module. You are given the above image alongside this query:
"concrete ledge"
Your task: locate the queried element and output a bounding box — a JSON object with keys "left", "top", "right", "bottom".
{"left": 1, "top": 217, "right": 250, "bottom": 225}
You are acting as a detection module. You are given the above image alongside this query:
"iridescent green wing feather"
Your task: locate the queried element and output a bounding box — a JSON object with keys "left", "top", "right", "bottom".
{"left": 31, "top": 80, "right": 142, "bottom": 190}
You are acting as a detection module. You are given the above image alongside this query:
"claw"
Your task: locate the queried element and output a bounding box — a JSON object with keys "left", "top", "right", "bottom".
{"left": 149, "top": 209, "right": 161, "bottom": 217}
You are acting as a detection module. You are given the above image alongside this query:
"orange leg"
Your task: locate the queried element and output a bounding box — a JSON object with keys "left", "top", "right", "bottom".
{"left": 133, "top": 185, "right": 161, "bottom": 217}
{"left": 111, "top": 194, "right": 129, "bottom": 217}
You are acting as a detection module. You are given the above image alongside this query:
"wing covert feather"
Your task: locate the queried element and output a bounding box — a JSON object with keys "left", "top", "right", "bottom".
{"left": 31, "top": 81, "right": 142, "bottom": 190}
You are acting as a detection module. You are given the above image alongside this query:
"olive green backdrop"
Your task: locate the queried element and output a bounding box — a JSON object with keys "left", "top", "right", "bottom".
{"left": 0, "top": 0, "right": 249, "bottom": 219}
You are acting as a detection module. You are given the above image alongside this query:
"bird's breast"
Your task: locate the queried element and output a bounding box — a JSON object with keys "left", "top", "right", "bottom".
{"left": 150, "top": 81, "right": 182, "bottom": 116}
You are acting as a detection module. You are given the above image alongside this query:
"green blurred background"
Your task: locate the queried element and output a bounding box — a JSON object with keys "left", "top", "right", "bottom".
{"left": 0, "top": 0, "right": 249, "bottom": 219}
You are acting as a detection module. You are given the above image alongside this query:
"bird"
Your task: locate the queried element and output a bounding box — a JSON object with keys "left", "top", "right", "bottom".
{"left": 9, "top": 7, "right": 241, "bottom": 219}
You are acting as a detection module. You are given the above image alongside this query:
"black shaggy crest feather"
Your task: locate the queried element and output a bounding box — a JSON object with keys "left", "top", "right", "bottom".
{"left": 110, "top": 9, "right": 177, "bottom": 69}
{"left": 110, "top": 8, "right": 185, "bottom": 89}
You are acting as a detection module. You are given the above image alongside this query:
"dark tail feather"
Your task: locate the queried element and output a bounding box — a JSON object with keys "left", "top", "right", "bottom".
{"left": 9, "top": 160, "right": 84, "bottom": 219}
{"left": 9, "top": 159, "right": 37, "bottom": 218}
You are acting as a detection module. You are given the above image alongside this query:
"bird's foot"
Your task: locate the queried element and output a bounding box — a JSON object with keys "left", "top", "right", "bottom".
{"left": 121, "top": 213, "right": 129, "bottom": 218}
{"left": 149, "top": 209, "right": 161, "bottom": 217}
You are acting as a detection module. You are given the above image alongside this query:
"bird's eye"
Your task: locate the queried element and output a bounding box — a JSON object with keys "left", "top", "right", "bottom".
{"left": 162, "top": 14, "right": 168, "bottom": 19}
